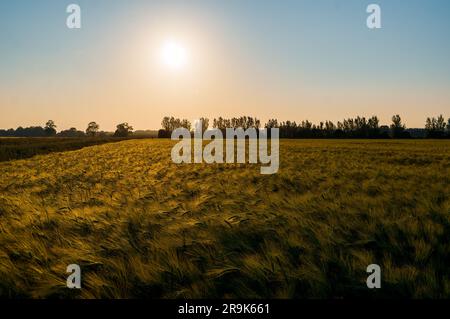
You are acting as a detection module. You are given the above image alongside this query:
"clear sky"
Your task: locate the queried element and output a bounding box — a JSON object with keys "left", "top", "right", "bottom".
{"left": 1, "top": 0, "right": 449, "bottom": 131}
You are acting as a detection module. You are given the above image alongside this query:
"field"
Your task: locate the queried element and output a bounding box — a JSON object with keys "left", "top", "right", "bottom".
{"left": 0, "top": 137, "right": 139, "bottom": 162}
{"left": 0, "top": 139, "right": 449, "bottom": 298}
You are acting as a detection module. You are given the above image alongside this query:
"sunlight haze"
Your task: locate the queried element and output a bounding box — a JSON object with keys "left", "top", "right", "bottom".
{"left": 1, "top": 0, "right": 449, "bottom": 131}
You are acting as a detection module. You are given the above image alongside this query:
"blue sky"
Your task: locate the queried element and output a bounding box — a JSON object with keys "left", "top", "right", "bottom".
{"left": 1, "top": 0, "right": 449, "bottom": 130}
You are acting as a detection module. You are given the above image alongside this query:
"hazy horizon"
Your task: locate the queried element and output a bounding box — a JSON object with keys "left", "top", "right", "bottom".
{"left": 1, "top": 0, "right": 450, "bottom": 131}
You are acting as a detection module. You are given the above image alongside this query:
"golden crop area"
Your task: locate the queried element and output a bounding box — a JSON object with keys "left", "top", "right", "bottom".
{"left": 0, "top": 139, "right": 449, "bottom": 298}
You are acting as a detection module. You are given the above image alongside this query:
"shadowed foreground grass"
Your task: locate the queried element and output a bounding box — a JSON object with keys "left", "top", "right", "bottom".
{"left": 0, "top": 139, "right": 449, "bottom": 298}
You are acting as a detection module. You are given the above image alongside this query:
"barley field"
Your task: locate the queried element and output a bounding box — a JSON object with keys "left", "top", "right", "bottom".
{"left": 0, "top": 139, "right": 449, "bottom": 298}
{"left": 0, "top": 137, "right": 139, "bottom": 162}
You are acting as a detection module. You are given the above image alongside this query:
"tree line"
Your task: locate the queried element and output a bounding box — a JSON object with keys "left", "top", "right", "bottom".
{"left": 0, "top": 121, "right": 134, "bottom": 138}
{"left": 2, "top": 115, "right": 449, "bottom": 139}
{"left": 158, "top": 115, "right": 450, "bottom": 139}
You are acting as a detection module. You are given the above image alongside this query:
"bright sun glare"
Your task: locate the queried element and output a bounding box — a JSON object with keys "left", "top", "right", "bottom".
{"left": 161, "top": 40, "right": 188, "bottom": 70}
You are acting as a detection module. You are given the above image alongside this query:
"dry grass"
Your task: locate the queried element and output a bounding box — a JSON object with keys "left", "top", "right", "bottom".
{"left": 0, "top": 139, "right": 449, "bottom": 298}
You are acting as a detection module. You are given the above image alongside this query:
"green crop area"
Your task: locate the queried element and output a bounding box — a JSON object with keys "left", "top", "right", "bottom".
{"left": 0, "top": 137, "right": 139, "bottom": 162}
{"left": 0, "top": 139, "right": 449, "bottom": 298}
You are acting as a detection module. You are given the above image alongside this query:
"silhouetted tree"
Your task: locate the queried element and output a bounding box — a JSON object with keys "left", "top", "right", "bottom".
{"left": 181, "top": 119, "right": 192, "bottom": 131}
{"left": 390, "top": 115, "right": 409, "bottom": 138}
{"left": 367, "top": 116, "right": 380, "bottom": 138}
{"left": 265, "top": 119, "right": 279, "bottom": 129}
{"left": 447, "top": 118, "right": 450, "bottom": 137}
{"left": 45, "top": 120, "right": 57, "bottom": 136}
{"left": 213, "top": 116, "right": 261, "bottom": 133}
{"left": 425, "top": 115, "right": 447, "bottom": 138}
{"left": 161, "top": 117, "right": 171, "bottom": 131}
{"left": 86, "top": 122, "right": 100, "bottom": 137}
{"left": 114, "top": 123, "right": 133, "bottom": 137}
{"left": 197, "top": 117, "right": 209, "bottom": 133}
{"left": 58, "top": 128, "right": 85, "bottom": 137}
{"left": 15, "top": 126, "right": 44, "bottom": 137}
{"left": 158, "top": 117, "right": 192, "bottom": 137}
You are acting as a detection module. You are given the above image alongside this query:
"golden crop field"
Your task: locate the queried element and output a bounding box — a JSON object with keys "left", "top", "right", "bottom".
{"left": 0, "top": 139, "right": 449, "bottom": 298}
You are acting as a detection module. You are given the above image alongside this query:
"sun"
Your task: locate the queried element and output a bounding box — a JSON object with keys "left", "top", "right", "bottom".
{"left": 161, "top": 40, "right": 188, "bottom": 70}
